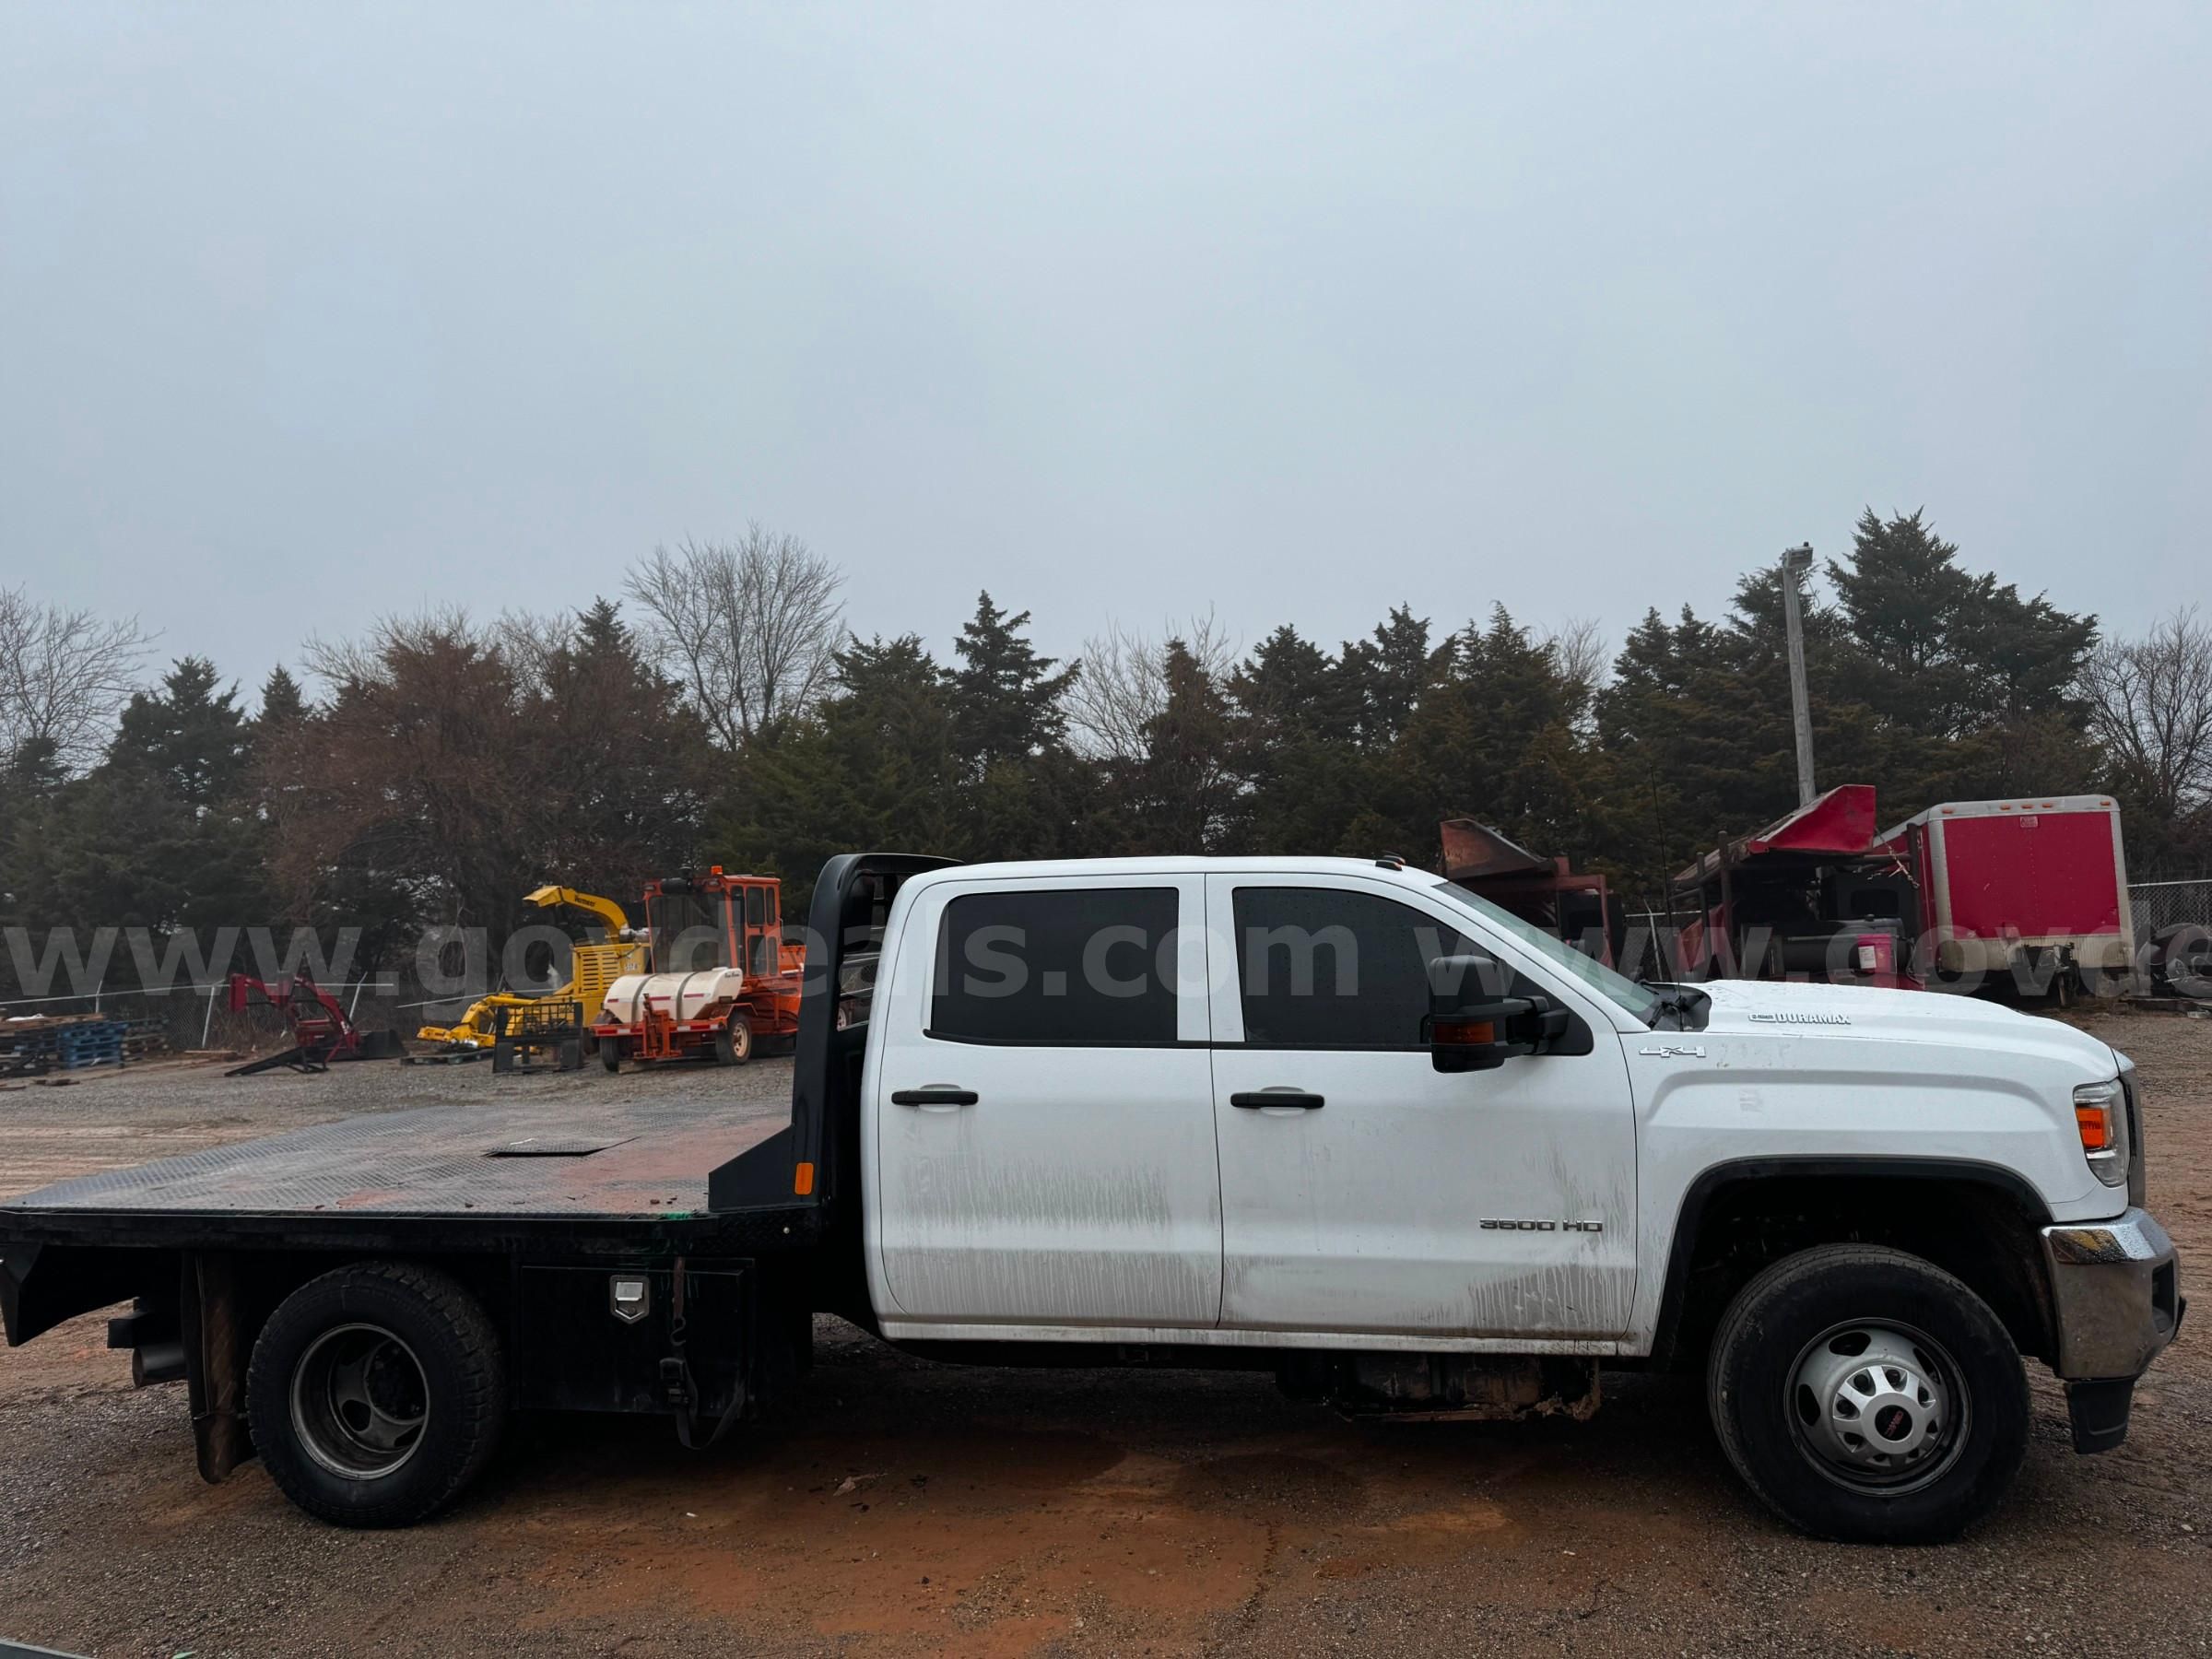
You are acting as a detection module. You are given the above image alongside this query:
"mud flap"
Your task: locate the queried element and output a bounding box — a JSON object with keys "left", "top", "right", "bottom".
{"left": 181, "top": 1253, "right": 253, "bottom": 1483}
{"left": 2065, "top": 1376, "right": 2135, "bottom": 1454}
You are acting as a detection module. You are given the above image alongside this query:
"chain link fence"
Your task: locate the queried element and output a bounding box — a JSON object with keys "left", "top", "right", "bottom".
{"left": 2132, "top": 878, "right": 2212, "bottom": 940}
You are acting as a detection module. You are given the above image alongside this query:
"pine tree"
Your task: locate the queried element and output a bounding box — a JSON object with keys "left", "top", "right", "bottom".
{"left": 1338, "top": 606, "right": 1435, "bottom": 748}
{"left": 112, "top": 656, "right": 252, "bottom": 811}
{"left": 1827, "top": 509, "right": 2096, "bottom": 746}
{"left": 1121, "top": 639, "right": 1239, "bottom": 853}
{"left": 946, "top": 593, "right": 1078, "bottom": 772}
{"left": 524, "top": 598, "right": 712, "bottom": 904}
{"left": 716, "top": 634, "right": 962, "bottom": 910}
{"left": 258, "top": 664, "right": 308, "bottom": 728}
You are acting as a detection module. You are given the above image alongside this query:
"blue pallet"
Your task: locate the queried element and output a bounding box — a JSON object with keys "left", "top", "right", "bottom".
{"left": 53, "top": 1019, "right": 129, "bottom": 1070}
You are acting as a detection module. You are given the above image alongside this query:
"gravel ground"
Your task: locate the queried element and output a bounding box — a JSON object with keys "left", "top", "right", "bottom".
{"left": 1, "top": 1009, "right": 2206, "bottom": 1657}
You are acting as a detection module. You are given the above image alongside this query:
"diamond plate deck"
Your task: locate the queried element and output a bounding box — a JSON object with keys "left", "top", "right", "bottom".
{"left": 0, "top": 1096, "right": 786, "bottom": 1220}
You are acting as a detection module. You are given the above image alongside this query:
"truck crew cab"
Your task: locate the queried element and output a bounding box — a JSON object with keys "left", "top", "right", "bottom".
{"left": 0, "top": 854, "right": 2183, "bottom": 1543}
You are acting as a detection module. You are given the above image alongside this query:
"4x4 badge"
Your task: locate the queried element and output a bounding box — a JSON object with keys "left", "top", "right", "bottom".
{"left": 1640, "top": 1044, "right": 1707, "bottom": 1058}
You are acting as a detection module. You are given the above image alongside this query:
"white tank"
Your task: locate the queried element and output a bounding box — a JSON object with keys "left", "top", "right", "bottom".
{"left": 600, "top": 969, "right": 747, "bottom": 1026}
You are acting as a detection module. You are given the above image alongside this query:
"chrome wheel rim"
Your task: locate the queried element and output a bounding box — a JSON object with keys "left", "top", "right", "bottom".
{"left": 1786, "top": 1319, "right": 1968, "bottom": 1495}
{"left": 290, "top": 1323, "right": 429, "bottom": 1479}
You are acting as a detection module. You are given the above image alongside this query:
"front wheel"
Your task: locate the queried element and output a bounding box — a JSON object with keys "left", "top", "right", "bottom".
{"left": 1706, "top": 1244, "right": 2028, "bottom": 1543}
{"left": 248, "top": 1261, "right": 507, "bottom": 1527}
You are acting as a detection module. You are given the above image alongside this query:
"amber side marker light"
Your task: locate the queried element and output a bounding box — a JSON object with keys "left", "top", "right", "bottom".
{"left": 1434, "top": 1018, "right": 1497, "bottom": 1046}
{"left": 794, "top": 1160, "right": 816, "bottom": 1196}
{"left": 2075, "top": 1102, "right": 2115, "bottom": 1152}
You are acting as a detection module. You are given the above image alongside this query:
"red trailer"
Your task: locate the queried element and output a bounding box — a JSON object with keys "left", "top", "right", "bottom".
{"left": 1876, "top": 796, "right": 2135, "bottom": 998}
{"left": 1669, "top": 785, "right": 1920, "bottom": 988}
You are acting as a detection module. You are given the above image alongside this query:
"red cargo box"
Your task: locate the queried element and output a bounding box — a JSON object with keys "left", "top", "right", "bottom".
{"left": 1877, "top": 796, "right": 2135, "bottom": 981}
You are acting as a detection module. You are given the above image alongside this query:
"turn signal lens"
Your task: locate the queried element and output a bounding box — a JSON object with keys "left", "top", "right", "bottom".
{"left": 1434, "top": 1018, "right": 1496, "bottom": 1046}
{"left": 2074, "top": 1081, "right": 2127, "bottom": 1185}
{"left": 2075, "top": 1102, "right": 2114, "bottom": 1151}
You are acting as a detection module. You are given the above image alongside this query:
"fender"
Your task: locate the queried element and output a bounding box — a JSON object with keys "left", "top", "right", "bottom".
{"left": 1645, "top": 1155, "right": 2056, "bottom": 1367}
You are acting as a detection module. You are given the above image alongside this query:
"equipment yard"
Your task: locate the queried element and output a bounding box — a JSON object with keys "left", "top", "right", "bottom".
{"left": 0, "top": 1007, "right": 2206, "bottom": 1658}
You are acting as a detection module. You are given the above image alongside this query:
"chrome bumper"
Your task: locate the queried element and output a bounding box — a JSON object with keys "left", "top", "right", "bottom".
{"left": 2040, "top": 1207, "right": 2183, "bottom": 1380}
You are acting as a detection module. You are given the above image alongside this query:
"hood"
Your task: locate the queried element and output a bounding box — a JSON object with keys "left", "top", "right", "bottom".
{"left": 1693, "top": 979, "right": 2117, "bottom": 1075}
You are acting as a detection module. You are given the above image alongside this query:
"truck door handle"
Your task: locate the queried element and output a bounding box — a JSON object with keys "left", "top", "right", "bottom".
{"left": 891, "top": 1088, "right": 979, "bottom": 1108}
{"left": 1230, "top": 1090, "right": 1324, "bottom": 1111}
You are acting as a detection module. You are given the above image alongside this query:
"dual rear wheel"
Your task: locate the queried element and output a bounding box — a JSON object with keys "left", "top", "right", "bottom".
{"left": 249, "top": 1262, "right": 506, "bottom": 1527}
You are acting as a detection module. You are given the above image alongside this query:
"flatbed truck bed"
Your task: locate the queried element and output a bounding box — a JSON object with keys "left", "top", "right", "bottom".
{"left": 0, "top": 1094, "right": 789, "bottom": 1246}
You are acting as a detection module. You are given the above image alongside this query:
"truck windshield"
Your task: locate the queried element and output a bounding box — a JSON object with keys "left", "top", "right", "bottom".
{"left": 1430, "top": 878, "right": 1660, "bottom": 1023}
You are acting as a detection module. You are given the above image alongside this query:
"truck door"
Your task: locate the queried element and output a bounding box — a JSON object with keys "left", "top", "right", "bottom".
{"left": 867, "top": 875, "right": 1221, "bottom": 1331}
{"left": 1204, "top": 873, "right": 1637, "bottom": 1340}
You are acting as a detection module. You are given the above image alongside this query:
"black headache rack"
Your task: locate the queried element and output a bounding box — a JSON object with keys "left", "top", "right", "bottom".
{"left": 705, "top": 853, "right": 954, "bottom": 1309}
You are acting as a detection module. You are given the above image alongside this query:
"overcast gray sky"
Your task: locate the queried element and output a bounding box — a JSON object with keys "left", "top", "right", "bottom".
{"left": 4, "top": 3, "right": 2207, "bottom": 700}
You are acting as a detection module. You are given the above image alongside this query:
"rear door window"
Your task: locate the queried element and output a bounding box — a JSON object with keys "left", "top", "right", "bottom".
{"left": 932, "top": 887, "right": 1179, "bottom": 1046}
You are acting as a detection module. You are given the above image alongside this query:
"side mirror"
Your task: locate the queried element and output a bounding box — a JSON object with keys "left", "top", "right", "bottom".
{"left": 1426, "top": 955, "right": 1570, "bottom": 1074}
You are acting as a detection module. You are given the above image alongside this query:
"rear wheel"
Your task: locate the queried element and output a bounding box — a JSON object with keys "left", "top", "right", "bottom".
{"left": 600, "top": 1039, "right": 621, "bottom": 1074}
{"left": 248, "top": 1261, "right": 506, "bottom": 1527}
{"left": 715, "top": 1011, "right": 753, "bottom": 1066}
{"left": 1706, "top": 1244, "right": 2027, "bottom": 1543}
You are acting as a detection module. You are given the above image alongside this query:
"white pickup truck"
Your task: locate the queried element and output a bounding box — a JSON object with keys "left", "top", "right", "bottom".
{"left": 0, "top": 853, "right": 2183, "bottom": 1544}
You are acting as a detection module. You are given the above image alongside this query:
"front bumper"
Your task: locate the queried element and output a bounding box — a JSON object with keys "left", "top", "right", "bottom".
{"left": 2039, "top": 1207, "right": 2183, "bottom": 1453}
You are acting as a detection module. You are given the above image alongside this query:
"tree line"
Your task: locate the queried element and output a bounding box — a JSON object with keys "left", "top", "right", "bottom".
{"left": 2, "top": 510, "right": 2207, "bottom": 1009}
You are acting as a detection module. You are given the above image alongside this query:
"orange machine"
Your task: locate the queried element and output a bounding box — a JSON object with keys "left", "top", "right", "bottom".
{"left": 591, "top": 868, "right": 804, "bottom": 1069}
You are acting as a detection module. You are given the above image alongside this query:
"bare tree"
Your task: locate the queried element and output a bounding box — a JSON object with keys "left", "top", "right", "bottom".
{"left": 0, "top": 584, "right": 154, "bottom": 773}
{"left": 2081, "top": 606, "right": 2212, "bottom": 825}
{"left": 624, "top": 527, "right": 844, "bottom": 749}
{"left": 490, "top": 608, "right": 575, "bottom": 699}
{"left": 1544, "top": 617, "right": 1610, "bottom": 722}
{"left": 1066, "top": 612, "right": 1237, "bottom": 761}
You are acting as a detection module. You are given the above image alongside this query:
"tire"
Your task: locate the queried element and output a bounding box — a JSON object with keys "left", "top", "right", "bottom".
{"left": 248, "top": 1261, "right": 506, "bottom": 1528}
{"left": 601, "top": 1040, "right": 621, "bottom": 1074}
{"left": 715, "top": 1011, "right": 753, "bottom": 1066}
{"left": 1706, "top": 1244, "right": 2028, "bottom": 1544}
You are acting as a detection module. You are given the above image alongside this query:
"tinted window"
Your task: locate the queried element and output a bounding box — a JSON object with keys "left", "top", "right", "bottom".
{"left": 1234, "top": 887, "right": 1485, "bottom": 1049}
{"left": 933, "top": 887, "right": 1179, "bottom": 1045}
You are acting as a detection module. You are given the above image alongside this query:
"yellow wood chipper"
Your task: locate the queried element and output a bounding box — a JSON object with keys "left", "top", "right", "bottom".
{"left": 417, "top": 885, "right": 647, "bottom": 1052}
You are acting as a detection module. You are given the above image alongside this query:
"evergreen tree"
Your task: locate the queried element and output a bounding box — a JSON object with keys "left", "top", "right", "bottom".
{"left": 522, "top": 598, "right": 712, "bottom": 904}
{"left": 1399, "top": 606, "right": 1601, "bottom": 865}
{"left": 1227, "top": 626, "right": 1368, "bottom": 854}
{"left": 945, "top": 593, "right": 1078, "bottom": 771}
{"left": 1338, "top": 606, "right": 1436, "bottom": 748}
{"left": 1828, "top": 509, "right": 2096, "bottom": 744}
{"left": 258, "top": 664, "right": 309, "bottom": 728}
{"left": 1119, "top": 638, "right": 1239, "bottom": 853}
{"left": 717, "top": 634, "right": 961, "bottom": 911}
{"left": 112, "top": 656, "right": 252, "bottom": 811}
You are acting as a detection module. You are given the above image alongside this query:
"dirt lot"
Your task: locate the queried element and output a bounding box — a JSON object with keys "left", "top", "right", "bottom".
{"left": 2, "top": 1010, "right": 2207, "bottom": 1657}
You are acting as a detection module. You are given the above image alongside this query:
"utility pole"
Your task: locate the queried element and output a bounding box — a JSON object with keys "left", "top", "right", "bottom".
{"left": 1780, "top": 544, "right": 1817, "bottom": 806}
